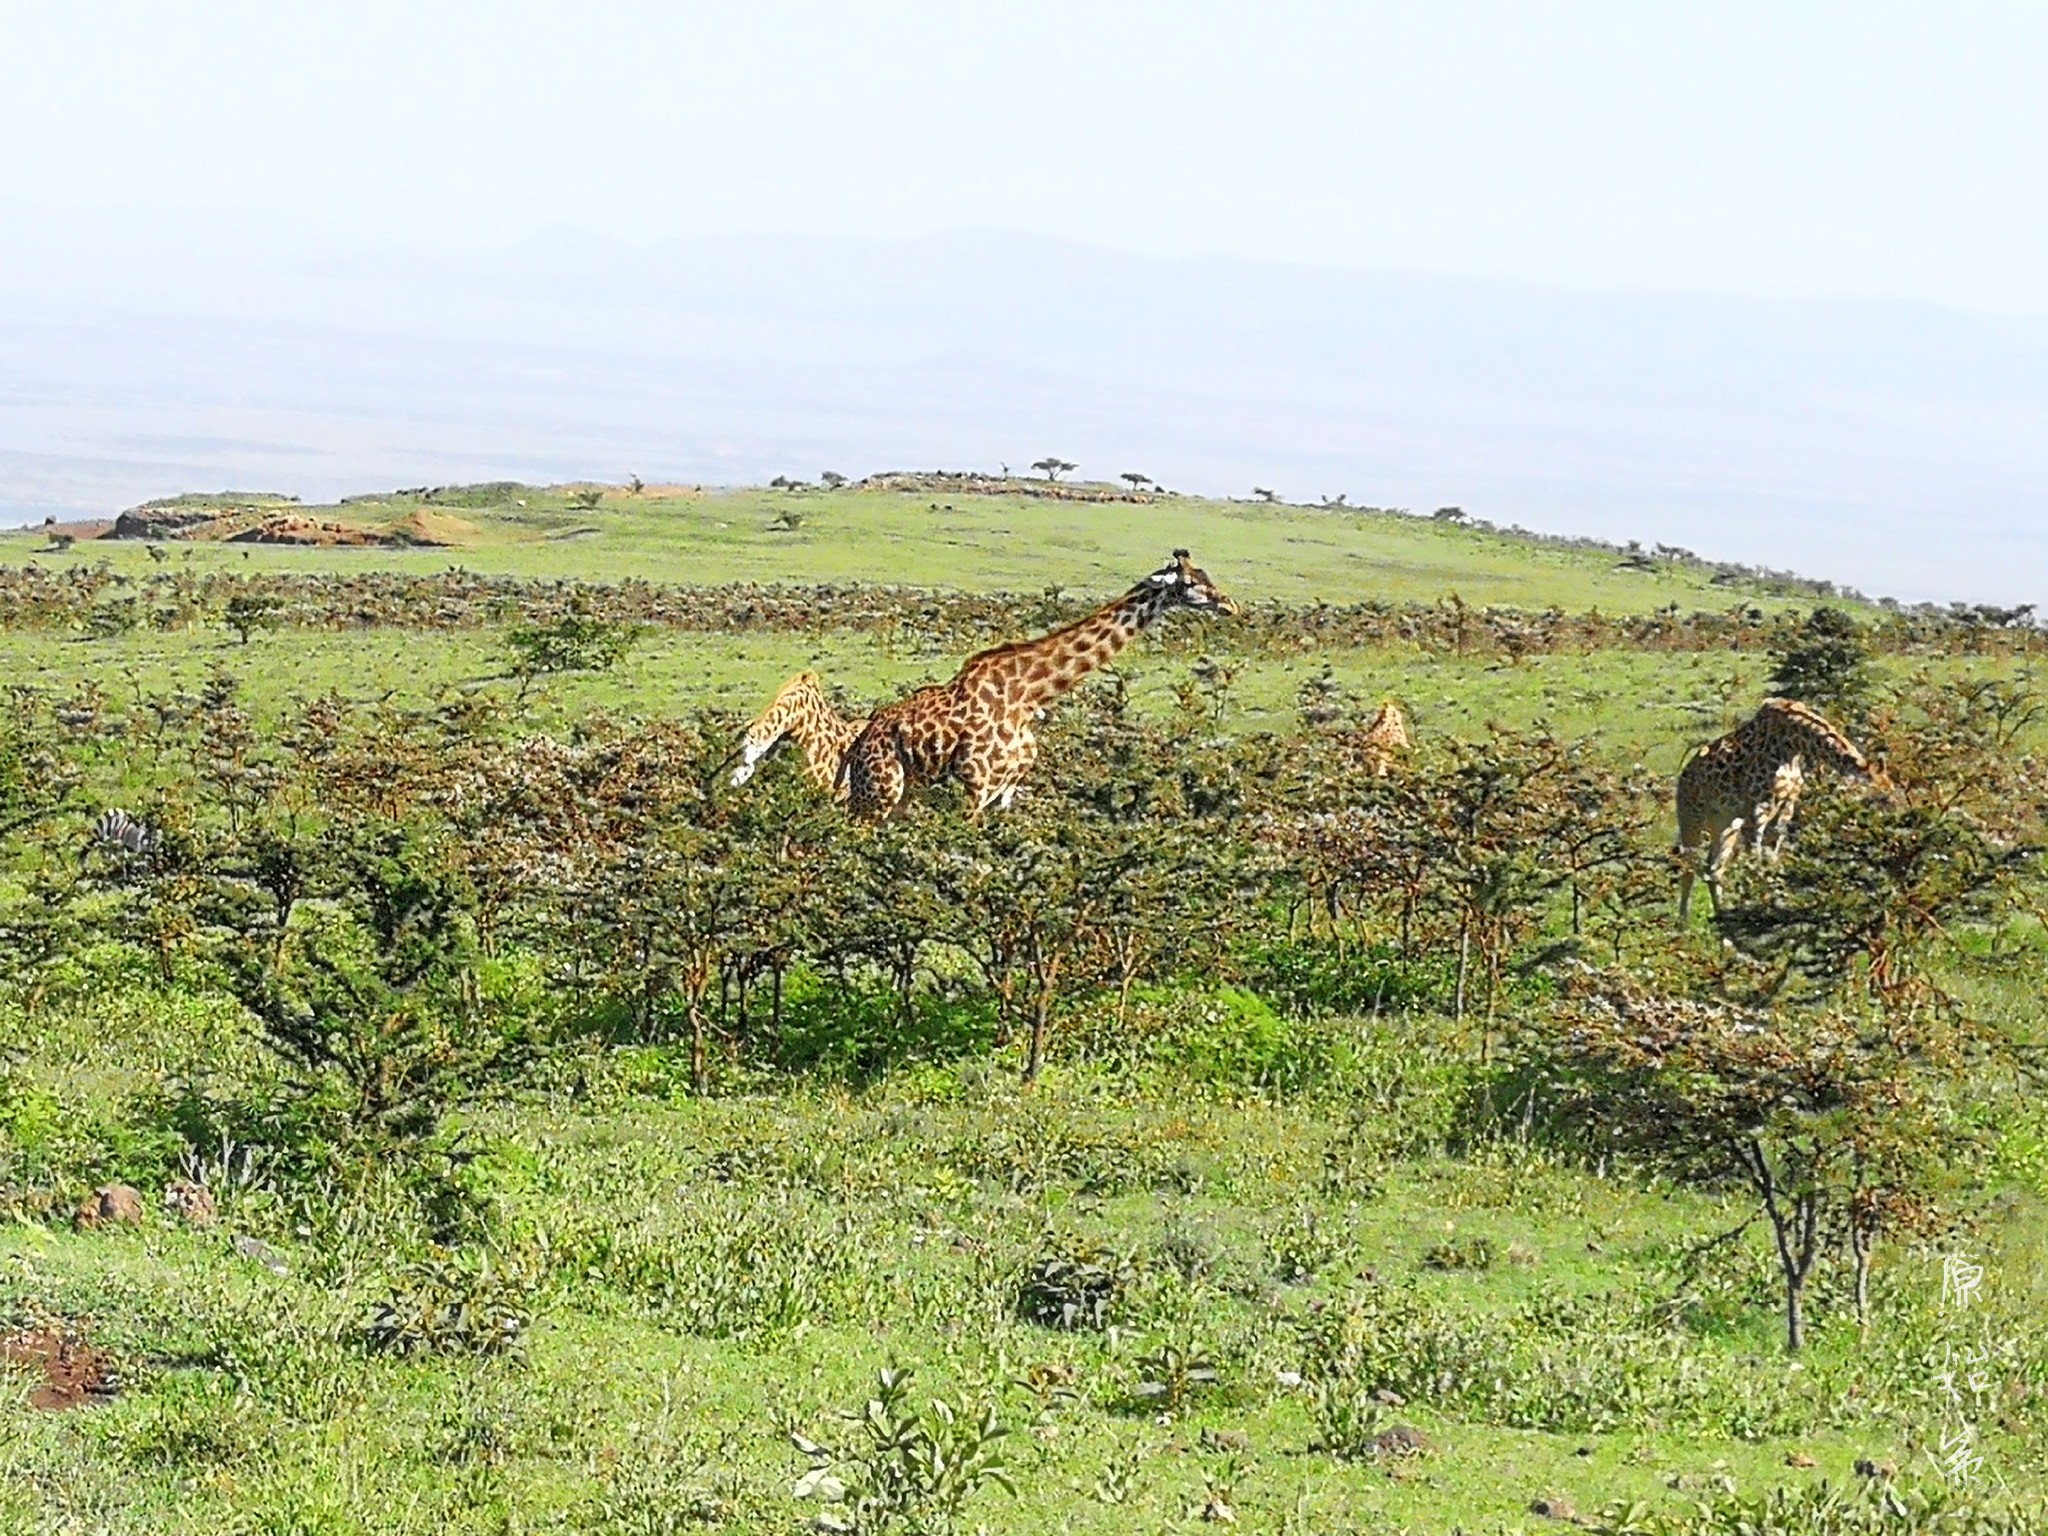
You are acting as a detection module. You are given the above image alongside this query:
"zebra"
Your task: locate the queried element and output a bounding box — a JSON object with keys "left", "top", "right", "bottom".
{"left": 90, "top": 808, "right": 156, "bottom": 857}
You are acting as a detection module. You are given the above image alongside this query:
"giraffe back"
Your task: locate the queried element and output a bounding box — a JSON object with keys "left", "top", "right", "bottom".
{"left": 1362, "top": 700, "right": 1411, "bottom": 751}
{"left": 1750, "top": 697, "right": 1873, "bottom": 778}
{"left": 1676, "top": 698, "right": 1871, "bottom": 841}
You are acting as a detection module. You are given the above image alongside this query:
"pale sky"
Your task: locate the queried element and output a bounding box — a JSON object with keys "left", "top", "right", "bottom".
{"left": 5, "top": 1, "right": 2048, "bottom": 314}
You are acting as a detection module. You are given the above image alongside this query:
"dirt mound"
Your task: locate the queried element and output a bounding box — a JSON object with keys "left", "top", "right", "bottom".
{"left": 0, "top": 1325, "right": 120, "bottom": 1410}
{"left": 21, "top": 516, "right": 114, "bottom": 542}
{"left": 109, "top": 506, "right": 225, "bottom": 540}
{"left": 226, "top": 515, "right": 389, "bottom": 547}
{"left": 387, "top": 507, "right": 480, "bottom": 547}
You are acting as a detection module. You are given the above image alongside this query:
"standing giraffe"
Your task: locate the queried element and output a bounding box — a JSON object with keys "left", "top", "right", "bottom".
{"left": 1675, "top": 697, "right": 1883, "bottom": 922}
{"left": 1358, "top": 698, "right": 1412, "bottom": 777}
{"left": 729, "top": 672, "right": 868, "bottom": 799}
{"left": 838, "top": 550, "right": 1239, "bottom": 820}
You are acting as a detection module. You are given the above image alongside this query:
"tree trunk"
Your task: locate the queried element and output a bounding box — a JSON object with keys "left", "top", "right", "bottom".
{"left": 1850, "top": 1216, "right": 1874, "bottom": 1337}
{"left": 1749, "top": 1142, "right": 1822, "bottom": 1354}
{"left": 1024, "top": 990, "right": 1051, "bottom": 1084}
{"left": 1023, "top": 955, "right": 1061, "bottom": 1085}
{"left": 687, "top": 988, "right": 708, "bottom": 1096}
{"left": 1453, "top": 919, "right": 1471, "bottom": 1023}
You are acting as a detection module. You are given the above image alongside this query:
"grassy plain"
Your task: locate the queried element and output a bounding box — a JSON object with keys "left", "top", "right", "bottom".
{"left": 4, "top": 479, "right": 1830, "bottom": 611}
{"left": 2, "top": 480, "right": 2044, "bottom": 1534}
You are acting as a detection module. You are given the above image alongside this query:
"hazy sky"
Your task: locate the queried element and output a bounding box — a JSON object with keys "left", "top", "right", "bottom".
{"left": 6, "top": 2, "right": 2048, "bottom": 313}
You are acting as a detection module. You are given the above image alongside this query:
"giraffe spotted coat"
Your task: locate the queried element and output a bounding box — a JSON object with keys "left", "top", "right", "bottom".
{"left": 1358, "top": 699, "right": 1412, "bottom": 777}
{"left": 839, "top": 550, "right": 1238, "bottom": 820}
{"left": 1675, "top": 696, "right": 1882, "bottom": 921}
{"left": 729, "top": 672, "right": 867, "bottom": 800}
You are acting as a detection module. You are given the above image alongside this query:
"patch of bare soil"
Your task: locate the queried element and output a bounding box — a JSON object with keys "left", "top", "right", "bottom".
{"left": 102, "top": 501, "right": 437, "bottom": 548}
{"left": 386, "top": 507, "right": 479, "bottom": 547}
{"left": 20, "top": 516, "right": 115, "bottom": 541}
{"left": 0, "top": 1325, "right": 120, "bottom": 1411}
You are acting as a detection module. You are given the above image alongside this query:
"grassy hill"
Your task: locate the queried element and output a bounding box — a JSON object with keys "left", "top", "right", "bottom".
{"left": 8, "top": 476, "right": 1853, "bottom": 612}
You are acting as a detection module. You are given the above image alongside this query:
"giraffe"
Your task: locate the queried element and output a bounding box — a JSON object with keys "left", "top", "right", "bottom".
{"left": 1675, "top": 696, "right": 1883, "bottom": 922}
{"left": 1358, "top": 698, "right": 1411, "bottom": 777}
{"left": 838, "top": 550, "right": 1239, "bottom": 820}
{"left": 729, "top": 672, "right": 867, "bottom": 799}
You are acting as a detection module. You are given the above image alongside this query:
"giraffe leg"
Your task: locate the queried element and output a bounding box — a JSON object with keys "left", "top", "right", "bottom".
{"left": 992, "top": 730, "right": 1037, "bottom": 810}
{"left": 844, "top": 733, "right": 907, "bottom": 822}
{"left": 1705, "top": 817, "right": 1745, "bottom": 916}
{"left": 960, "top": 743, "right": 1003, "bottom": 818}
{"left": 1675, "top": 797, "right": 1708, "bottom": 925}
{"left": 1763, "top": 772, "right": 1802, "bottom": 862}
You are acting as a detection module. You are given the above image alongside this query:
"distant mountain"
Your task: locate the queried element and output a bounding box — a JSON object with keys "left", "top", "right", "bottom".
{"left": 1, "top": 214, "right": 2042, "bottom": 604}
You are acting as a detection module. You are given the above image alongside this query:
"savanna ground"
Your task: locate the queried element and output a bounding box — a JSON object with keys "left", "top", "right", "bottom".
{"left": 2, "top": 478, "right": 2046, "bottom": 1534}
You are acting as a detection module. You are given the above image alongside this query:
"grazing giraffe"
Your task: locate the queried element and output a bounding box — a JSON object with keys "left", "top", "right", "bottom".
{"left": 1358, "top": 698, "right": 1412, "bottom": 777}
{"left": 729, "top": 672, "right": 867, "bottom": 799}
{"left": 838, "top": 550, "right": 1239, "bottom": 820}
{"left": 1675, "top": 697, "right": 1883, "bottom": 922}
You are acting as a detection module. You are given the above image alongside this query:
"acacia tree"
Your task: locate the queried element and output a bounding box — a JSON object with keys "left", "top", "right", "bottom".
{"left": 1538, "top": 974, "right": 1971, "bottom": 1352}
{"left": 504, "top": 608, "right": 644, "bottom": 700}
{"left": 223, "top": 821, "right": 531, "bottom": 1154}
{"left": 1767, "top": 606, "right": 1873, "bottom": 722}
{"left": 223, "top": 593, "right": 280, "bottom": 646}
{"left": 935, "top": 795, "right": 1127, "bottom": 1084}
{"left": 1059, "top": 699, "right": 1254, "bottom": 1027}
{"left": 561, "top": 718, "right": 765, "bottom": 1092}
{"left": 0, "top": 698, "right": 77, "bottom": 845}
{"left": 1030, "top": 457, "right": 1077, "bottom": 483}
{"left": 1418, "top": 730, "right": 1591, "bottom": 1032}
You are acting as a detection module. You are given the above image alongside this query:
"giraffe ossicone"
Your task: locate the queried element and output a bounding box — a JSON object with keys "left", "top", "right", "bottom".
{"left": 1674, "top": 696, "right": 1884, "bottom": 923}
{"left": 839, "top": 550, "right": 1239, "bottom": 820}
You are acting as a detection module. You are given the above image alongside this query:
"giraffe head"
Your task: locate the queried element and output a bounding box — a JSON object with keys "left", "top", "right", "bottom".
{"left": 1139, "top": 549, "right": 1239, "bottom": 617}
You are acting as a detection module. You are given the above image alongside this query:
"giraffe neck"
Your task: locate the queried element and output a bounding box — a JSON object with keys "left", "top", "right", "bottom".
{"left": 735, "top": 674, "right": 863, "bottom": 790}
{"left": 997, "top": 586, "right": 1169, "bottom": 711}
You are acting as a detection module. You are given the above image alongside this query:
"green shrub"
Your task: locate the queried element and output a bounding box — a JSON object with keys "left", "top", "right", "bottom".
{"left": 1017, "top": 1234, "right": 1132, "bottom": 1331}
{"left": 1240, "top": 938, "right": 1447, "bottom": 1018}
{"left": 1138, "top": 985, "right": 1330, "bottom": 1092}
{"left": 1421, "top": 1233, "right": 1496, "bottom": 1271}
{"left": 1588, "top": 1480, "right": 2039, "bottom": 1535}
{"left": 791, "top": 1364, "right": 1013, "bottom": 1536}
{"left": 360, "top": 1250, "right": 533, "bottom": 1358}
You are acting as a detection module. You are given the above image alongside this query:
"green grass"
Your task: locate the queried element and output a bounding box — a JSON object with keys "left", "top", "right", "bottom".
{"left": 9, "top": 479, "right": 1832, "bottom": 613}
{"left": 3, "top": 478, "right": 2043, "bottom": 1534}
{"left": 6, "top": 1008, "right": 2035, "bottom": 1535}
